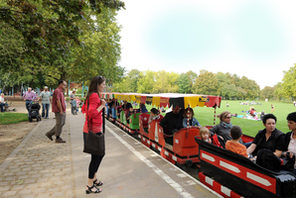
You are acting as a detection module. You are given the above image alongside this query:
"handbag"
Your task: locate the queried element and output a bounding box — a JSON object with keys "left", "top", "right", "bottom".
{"left": 282, "top": 152, "right": 295, "bottom": 171}
{"left": 83, "top": 97, "right": 105, "bottom": 156}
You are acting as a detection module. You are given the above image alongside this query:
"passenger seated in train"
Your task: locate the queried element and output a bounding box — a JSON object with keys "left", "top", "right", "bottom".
{"left": 210, "top": 111, "right": 233, "bottom": 148}
{"left": 247, "top": 114, "right": 283, "bottom": 158}
{"left": 111, "top": 102, "right": 117, "bottom": 119}
{"left": 200, "top": 127, "right": 212, "bottom": 143}
{"left": 182, "top": 107, "right": 201, "bottom": 128}
{"left": 139, "top": 103, "right": 148, "bottom": 113}
{"left": 126, "top": 107, "right": 134, "bottom": 124}
{"left": 148, "top": 108, "right": 163, "bottom": 124}
{"left": 160, "top": 105, "right": 184, "bottom": 145}
{"left": 274, "top": 112, "right": 296, "bottom": 174}
{"left": 107, "top": 100, "right": 113, "bottom": 118}
{"left": 122, "top": 100, "right": 132, "bottom": 110}
{"left": 225, "top": 126, "right": 248, "bottom": 157}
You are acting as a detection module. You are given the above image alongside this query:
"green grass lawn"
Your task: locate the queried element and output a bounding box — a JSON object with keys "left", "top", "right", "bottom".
{"left": 194, "top": 100, "right": 296, "bottom": 137}
{"left": 0, "top": 112, "right": 28, "bottom": 125}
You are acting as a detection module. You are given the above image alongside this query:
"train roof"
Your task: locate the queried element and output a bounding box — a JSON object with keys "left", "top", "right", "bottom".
{"left": 102, "top": 92, "right": 222, "bottom": 108}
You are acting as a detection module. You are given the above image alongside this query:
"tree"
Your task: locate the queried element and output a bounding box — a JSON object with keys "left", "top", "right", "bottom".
{"left": 68, "top": 7, "right": 124, "bottom": 85}
{"left": 137, "top": 71, "right": 156, "bottom": 94}
{"left": 261, "top": 86, "right": 275, "bottom": 100}
{"left": 239, "top": 76, "right": 260, "bottom": 99}
{"left": 0, "top": 0, "right": 125, "bottom": 89}
{"left": 153, "top": 71, "right": 179, "bottom": 93}
{"left": 193, "top": 71, "right": 218, "bottom": 95}
{"left": 0, "top": 0, "right": 124, "bottom": 64}
{"left": 280, "top": 64, "right": 296, "bottom": 99}
{"left": 177, "top": 71, "right": 197, "bottom": 93}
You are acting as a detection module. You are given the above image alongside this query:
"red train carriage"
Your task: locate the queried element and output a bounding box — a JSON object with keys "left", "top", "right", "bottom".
{"left": 195, "top": 138, "right": 296, "bottom": 198}
{"left": 103, "top": 93, "right": 222, "bottom": 166}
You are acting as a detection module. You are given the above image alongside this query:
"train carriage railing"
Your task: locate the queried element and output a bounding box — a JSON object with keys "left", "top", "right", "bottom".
{"left": 195, "top": 138, "right": 296, "bottom": 198}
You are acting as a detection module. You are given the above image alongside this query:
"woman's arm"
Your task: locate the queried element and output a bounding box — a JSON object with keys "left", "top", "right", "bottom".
{"left": 274, "top": 149, "right": 282, "bottom": 158}
{"left": 97, "top": 99, "right": 106, "bottom": 113}
{"left": 193, "top": 118, "right": 201, "bottom": 127}
{"left": 247, "top": 143, "right": 257, "bottom": 155}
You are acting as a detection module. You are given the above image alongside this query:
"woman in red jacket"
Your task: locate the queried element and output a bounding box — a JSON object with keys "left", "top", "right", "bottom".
{"left": 82, "top": 76, "right": 106, "bottom": 194}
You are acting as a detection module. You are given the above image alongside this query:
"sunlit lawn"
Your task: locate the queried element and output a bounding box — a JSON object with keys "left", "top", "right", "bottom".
{"left": 194, "top": 100, "right": 296, "bottom": 137}
{"left": 0, "top": 112, "right": 28, "bottom": 125}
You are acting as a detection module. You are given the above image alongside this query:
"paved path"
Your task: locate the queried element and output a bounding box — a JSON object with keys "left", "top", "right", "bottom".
{"left": 0, "top": 112, "right": 220, "bottom": 198}
{"left": 0, "top": 113, "right": 74, "bottom": 198}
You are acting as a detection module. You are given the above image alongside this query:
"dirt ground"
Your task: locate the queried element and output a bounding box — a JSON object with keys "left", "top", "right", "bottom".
{"left": 0, "top": 101, "right": 37, "bottom": 164}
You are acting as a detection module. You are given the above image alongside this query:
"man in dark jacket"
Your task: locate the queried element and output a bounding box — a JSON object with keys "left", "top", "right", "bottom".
{"left": 160, "top": 106, "right": 183, "bottom": 145}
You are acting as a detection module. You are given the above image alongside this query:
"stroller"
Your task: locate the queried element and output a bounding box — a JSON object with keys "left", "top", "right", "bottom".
{"left": 28, "top": 102, "right": 41, "bottom": 122}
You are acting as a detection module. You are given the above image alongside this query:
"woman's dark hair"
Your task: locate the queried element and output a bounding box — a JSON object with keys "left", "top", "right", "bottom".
{"left": 262, "top": 114, "right": 277, "bottom": 124}
{"left": 287, "top": 112, "right": 296, "bottom": 122}
{"left": 230, "top": 126, "right": 242, "bottom": 140}
{"left": 183, "top": 107, "right": 194, "bottom": 118}
{"left": 151, "top": 108, "right": 159, "bottom": 115}
{"left": 86, "top": 76, "right": 105, "bottom": 101}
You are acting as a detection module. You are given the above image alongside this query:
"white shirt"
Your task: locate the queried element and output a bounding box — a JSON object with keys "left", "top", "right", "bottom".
{"left": 0, "top": 97, "right": 4, "bottom": 103}
{"left": 287, "top": 133, "right": 296, "bottom": 169}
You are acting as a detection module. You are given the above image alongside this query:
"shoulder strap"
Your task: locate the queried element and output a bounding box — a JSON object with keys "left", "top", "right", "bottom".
{"left": 87, "top": 98, "right": 92, "bottom": 131}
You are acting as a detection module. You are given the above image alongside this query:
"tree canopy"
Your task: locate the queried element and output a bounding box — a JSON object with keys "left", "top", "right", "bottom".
{"left": 0, "top": 0, "right": 124, "bottom": 90}
{"left": 112, "top": 69, "right": 262, "bottom": 100}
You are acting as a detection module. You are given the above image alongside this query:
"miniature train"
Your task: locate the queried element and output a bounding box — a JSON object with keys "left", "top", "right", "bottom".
{"left": 103, "top": 92, "right": 296, "bottom": 198}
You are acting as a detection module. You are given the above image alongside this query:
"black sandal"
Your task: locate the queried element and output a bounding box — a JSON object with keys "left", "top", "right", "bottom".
{"left": 86, "top": 185, "right": 102, "bottom": 194}
{"left": 93, "top": 179, "right": 103, "bottom": 186}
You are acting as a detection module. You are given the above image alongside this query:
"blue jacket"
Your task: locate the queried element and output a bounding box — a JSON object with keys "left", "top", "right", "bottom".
{"left": 183, "top": 117, "right": 200, "bottom": 128}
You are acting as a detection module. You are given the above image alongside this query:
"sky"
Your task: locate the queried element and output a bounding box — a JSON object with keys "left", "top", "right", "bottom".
{"left": 116, "top": 0, "right": 296, "bottom": 89}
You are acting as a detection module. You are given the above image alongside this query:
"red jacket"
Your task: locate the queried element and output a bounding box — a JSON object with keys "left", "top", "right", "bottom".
{"left": 82, "top": 93, "right": 103, "bottom": 133}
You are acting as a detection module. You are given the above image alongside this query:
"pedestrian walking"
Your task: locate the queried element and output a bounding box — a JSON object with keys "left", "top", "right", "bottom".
{"left": 45, "top": 80, "right": 67, "bottom": 143}
{"left": 271, "top": 104, "right": 275, "bottom": 113}
{"left": 23, "top": 87, "right": 36, "bottom": 114}
{"left": 70, "top": 90, "right": 77, "bottom": 115}
{"left": 82, "top": 76, "right": 106, "bottom": 194}
{"left": 40, "top": 86, "right": 51, "bottom": 119}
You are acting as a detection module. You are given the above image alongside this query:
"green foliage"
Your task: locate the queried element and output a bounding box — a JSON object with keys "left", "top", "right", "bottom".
{"left": 281, "top": 64, "right": 296, "bottom": 99}
{"left": 0, "top": 0, "right": 124, "bottom": 90}
{"left": 137, "top": 71, "right": 156, "bottom": 93}
{"left": 261, "top": 86, "right": 275, "bottom": 100}
{"left": 177, "top": 71, "right": 197, "bottom": 93}
{"left": 193, "top": 70, "right": 218, "bottom": 95}
{"left": 112, "top": 69, "right": 262, "bottom": 99}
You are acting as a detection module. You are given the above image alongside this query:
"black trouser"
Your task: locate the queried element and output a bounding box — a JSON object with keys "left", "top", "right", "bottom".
{"left": 88, "top": 154, "right": 104, "bottom": 179}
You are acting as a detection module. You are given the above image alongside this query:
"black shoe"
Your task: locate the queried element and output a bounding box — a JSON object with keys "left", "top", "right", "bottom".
{"left": 93, "top": 179, "right": 103, "bottom": 187}
{"left": 86, "top": 185, "right": 102, "bottom": 194}
{"left": 45, "top": 133, "right": 53, "bottom": 141}
{"left": 55, "top": 138, "right": 66, "bottom": 143}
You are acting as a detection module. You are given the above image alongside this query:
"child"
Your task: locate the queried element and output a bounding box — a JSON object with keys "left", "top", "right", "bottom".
{"left": 225, "top": 126, "right": 248, "bottom": 157}
{"left": 148, "top": 108, "right": 163, "bottom": 124}
{"left": 200, "top": 127, "right": 212, "bottom": 143}
{"left": 183, "top": 107, "right": 200, "bottom": 128}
